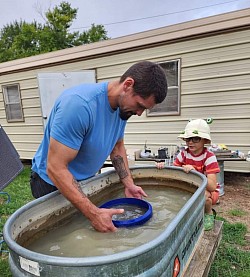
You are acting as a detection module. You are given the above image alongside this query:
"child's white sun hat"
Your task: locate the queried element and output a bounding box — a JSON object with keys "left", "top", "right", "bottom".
{"left": 178, "top": 119, "right": 212, "bottom": 142}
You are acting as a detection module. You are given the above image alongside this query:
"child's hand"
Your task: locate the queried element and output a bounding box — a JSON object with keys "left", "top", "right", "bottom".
{"left": 155, "top": 161, "right": 165, "bottom": 169}
{"left": 182, "top": 165, "right": 195, "bottom": 173}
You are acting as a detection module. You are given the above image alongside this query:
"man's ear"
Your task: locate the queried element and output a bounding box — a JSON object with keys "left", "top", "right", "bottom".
{"left": 123, "top": 78, "right": 134, "bottom": 92}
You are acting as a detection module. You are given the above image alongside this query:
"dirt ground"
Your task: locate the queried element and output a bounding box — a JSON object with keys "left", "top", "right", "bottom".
{"left": 214, "top": 171, "right": 250, "bottom": 248}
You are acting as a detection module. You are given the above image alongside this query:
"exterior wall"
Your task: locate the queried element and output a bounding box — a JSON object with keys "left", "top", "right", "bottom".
{"left": 0, "top": 71, "right": 43, "bottom": 159}
{"left": 124, "top": 29, "right": 250, "bottom": 173}
{"left": 0, "top": 10, "right": 249, "bottom": 172}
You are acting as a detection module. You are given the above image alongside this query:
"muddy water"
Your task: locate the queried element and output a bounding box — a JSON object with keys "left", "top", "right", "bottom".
{"left": 27, "top": 186, "right": 192, "bottom": 257}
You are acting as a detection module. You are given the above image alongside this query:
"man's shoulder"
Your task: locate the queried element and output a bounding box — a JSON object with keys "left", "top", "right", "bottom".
{"left": 62, "top": 82, "right": 107, "bottom": 99}
{"left": 57, "top": 83, "right": 108, "bottom": 111}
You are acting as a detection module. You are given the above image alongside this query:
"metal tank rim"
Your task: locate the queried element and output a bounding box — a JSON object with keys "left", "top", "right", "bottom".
{"left": 3, "top": 166, "right": 207, "bottom": 267}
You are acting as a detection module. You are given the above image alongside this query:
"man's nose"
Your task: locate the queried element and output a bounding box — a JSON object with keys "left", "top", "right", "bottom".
{"left": 136, "top": 109, "right": 145, "bottom": 116}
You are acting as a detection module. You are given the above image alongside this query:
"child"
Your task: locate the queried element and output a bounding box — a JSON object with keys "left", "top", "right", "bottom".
{"left": 156, "top": 119, "right": 220, "bottom": 231}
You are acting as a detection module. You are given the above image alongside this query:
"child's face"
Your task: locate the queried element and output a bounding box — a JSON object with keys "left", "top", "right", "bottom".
{"left": 183, "top": 137, "right": 206, "bottom": 155}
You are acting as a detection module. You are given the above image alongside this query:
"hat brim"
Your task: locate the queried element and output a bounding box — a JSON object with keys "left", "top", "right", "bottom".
{"left": 178, "top": 132, "right": 211, "bottom": 142}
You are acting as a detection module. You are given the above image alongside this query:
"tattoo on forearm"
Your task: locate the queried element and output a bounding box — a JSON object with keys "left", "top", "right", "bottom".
{"left": 112, "top": 155, "right": 128, "bottom": 179}
{"left": 72, "top": 178, "right": 87, "bottom": 198}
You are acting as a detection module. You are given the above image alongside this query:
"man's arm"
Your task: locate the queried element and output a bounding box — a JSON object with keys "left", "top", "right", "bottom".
{"left": 47, "top": 137, "right": 124, "bottom": 232}
{"left": 110, "top": 139, "right": 147, "bottom": 199}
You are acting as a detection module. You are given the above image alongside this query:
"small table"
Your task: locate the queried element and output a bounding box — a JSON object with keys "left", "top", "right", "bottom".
{"left": 215, "top": 156, "right": 246, "bottom": 196}
{"left": 134, "top": 150, "right": 173, "bottom": 163}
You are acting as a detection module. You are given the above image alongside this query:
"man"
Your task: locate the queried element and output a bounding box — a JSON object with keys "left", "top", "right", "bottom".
{"left": 30, "top": 61, "right": 168, "bottom": 232}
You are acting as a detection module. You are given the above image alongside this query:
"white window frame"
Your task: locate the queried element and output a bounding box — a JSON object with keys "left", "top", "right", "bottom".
{"left": 147, "top": 59, "right": 180, "bottom": 116}
{"left": 2, "top": 84, "right": 24, "bottom": 122}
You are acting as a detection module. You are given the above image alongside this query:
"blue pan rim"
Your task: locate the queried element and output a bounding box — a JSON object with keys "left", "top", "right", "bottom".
{"left": 99, "top": 198, "right": 153, "bottom": 227}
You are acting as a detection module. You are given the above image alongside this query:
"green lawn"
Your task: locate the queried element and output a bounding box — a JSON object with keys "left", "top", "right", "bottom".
{"left": 0, "top": 166, "right": 33, "bottom": 277}
{"left": 0, "top": 166, "right": 249, "bottom": 277}
{"left": 209, "top": 218, "right": 250, "bottom": 277}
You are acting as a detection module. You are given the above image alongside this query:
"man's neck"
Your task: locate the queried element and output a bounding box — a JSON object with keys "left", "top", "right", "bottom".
{"left": 108, "top": 80, "right": 121, "bottom": 110}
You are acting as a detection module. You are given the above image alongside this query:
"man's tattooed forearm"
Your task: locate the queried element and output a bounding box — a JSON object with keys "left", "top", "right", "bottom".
{"left": 112, "top": 155, "right": 128, "bottom": 179}
{"left": 72, "top": 178, "right": 87, "bottom": 198}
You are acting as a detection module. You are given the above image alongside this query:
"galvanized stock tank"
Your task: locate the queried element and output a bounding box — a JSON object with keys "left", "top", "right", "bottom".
{"left": 3, "top": 166, "right": 207, "bottom": 277}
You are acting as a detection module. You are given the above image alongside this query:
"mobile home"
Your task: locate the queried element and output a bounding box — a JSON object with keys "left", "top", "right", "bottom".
{"left": 0, "top": 8, "right": 249, "bottom": 172}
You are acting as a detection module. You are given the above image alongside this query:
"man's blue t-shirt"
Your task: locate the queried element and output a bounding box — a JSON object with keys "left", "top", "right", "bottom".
{"left": 32, "top": 82, "right": 126, "bottom": 185}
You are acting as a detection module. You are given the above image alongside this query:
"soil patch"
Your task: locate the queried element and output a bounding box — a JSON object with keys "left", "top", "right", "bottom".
{"left": 214, "top": 172, "right": 250, "bottom": 249}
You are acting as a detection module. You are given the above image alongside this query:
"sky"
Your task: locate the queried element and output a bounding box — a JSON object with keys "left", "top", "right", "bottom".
{"left": 1, "top": 0, "right": 250, "bottom": 38}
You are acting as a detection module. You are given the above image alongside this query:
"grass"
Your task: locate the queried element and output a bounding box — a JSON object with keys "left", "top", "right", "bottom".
{"left": 209, "top": 217, "right": 250, "bottom": 277}
{"left": 228, "top": 209, "right": 248, "bottom": 217}
{"left": 0, "top": 166, "right": 249, "bottom": 277}
{"left": 0, "top": 166, "right": 33, "bottom": 277}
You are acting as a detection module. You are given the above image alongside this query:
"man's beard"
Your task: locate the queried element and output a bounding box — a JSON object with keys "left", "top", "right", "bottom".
{"left": 119, "top": 110, "right": 135, "bottom": 121}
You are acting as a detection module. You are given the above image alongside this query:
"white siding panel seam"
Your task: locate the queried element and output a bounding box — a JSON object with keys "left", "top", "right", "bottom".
{"left": 2, "top": 131, "right": 44, "bottom": 134}
{"left": 23, "top": 105, "right": 42, "bottom": 108}
{"left": 0, "top": 76, "right": 37, "bottom": 84}
{"left": 21, "top": 86, "right": 39, "bottom": 91}
{"left": 226, "top": 144, "right": 250, "bottom": 147}
{"left": 16, "top": 149, "right": 38, "bottom": 152}
{"left": 182, "top": 72, "right": 250, "bottom": 82}
{"left": 181, "top": 102, "right": 250, "bottom": 108}
{"left": 22, "top": 96, "right": 40, "bottom": 100}
{"left": 182, "top": 56, "right": 250, "bottom": 68}
{"left": 10, "top": 141, "right": 42, "bottom": 143}
{"left": 1, "top": 124, "right": 43, "bottom": 127}
{"left": 213, "top": 131, "right": 250, "bottom": 133}
{"left": 20, "top": 114, "right": 42, "bottom": 118}
{"left": 125, "top": 131, "right": 250, "bottom": 134}
{"left": 128, "top": 116, "right": 250, "bottom": 123}
{"left": 125, "top": 131, "right": 181, "bottom": 134}
{"left": 181, "top": 87, "right": 250, "bottom": 95}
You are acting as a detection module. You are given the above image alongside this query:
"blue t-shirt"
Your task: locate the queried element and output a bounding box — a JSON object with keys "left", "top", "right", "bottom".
{"left": 32, "top": 82, "right": 126, "bottom": 185}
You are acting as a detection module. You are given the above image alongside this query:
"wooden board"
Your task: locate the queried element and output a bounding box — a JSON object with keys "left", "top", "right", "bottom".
{"left": 184, "top": 220, "right": 223, "bottom": 277}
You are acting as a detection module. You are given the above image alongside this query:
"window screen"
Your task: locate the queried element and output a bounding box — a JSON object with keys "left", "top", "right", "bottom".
{"left": 147, "top": 59, "right": 180, "bottom": 116}
{"left": 2, "top": 84, "right": 24, "bottom": 122}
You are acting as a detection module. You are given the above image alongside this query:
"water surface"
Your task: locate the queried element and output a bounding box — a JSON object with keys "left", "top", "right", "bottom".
{"left": 27, "top": 186, "right": 192, "bottom": 257}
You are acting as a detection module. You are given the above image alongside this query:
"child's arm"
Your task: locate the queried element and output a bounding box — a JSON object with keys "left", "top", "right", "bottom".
{"left": 182, "top": 167, "right": 217, "bottom": 193}
{"left": 155, "top": 161, "right": 165, "bottom": 169}
{"left": 181, "top": 164, "right": 195, "bottom": 173}
{"left": 206, "top": 173, "right": 217, "bottom": 192}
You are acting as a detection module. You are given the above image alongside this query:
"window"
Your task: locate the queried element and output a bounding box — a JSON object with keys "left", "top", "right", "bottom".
{"left": 2, "top": 84, "right": 24, "bottom": 122}
{"left": 147, "top": 59, "right": 180, "bottom": 116}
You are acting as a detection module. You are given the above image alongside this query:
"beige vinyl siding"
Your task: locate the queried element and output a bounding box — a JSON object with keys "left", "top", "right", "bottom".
{"left": 124, "top": 29, "right": 250, "bottom": 172}
{"left": 0, "top": 71, "right": 44, "bottom": 159}
{"left": 0, "top": 8, "right": 249, "bottom": 172}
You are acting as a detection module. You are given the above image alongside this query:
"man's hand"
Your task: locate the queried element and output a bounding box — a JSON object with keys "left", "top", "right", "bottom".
{"left": 90, "top": 208, "right": 124, "bottom": 232}
{"left": 125, "top": 184, "right": 148, "bottom": 199}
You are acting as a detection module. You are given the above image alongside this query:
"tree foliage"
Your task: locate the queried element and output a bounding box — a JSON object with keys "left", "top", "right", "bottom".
{"left": 0, "top": 1, "right": 109, "bottom": 62}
